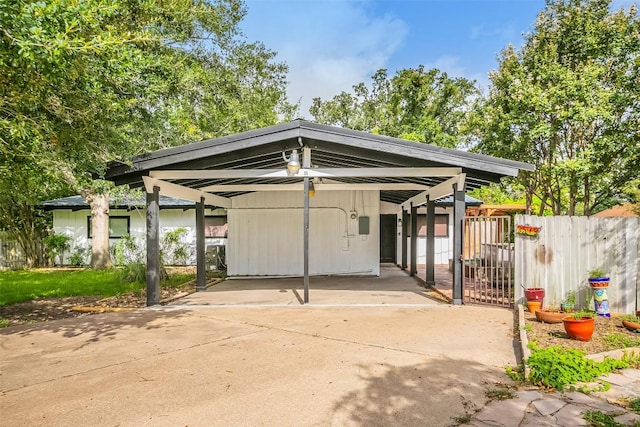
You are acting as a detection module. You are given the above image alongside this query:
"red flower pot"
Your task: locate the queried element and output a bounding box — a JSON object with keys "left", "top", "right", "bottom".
{"left": 563, "top": 316, "right": 595, "bottom": 341}
{"left": 525, "top": 288, "right": 545, "bottom": 308}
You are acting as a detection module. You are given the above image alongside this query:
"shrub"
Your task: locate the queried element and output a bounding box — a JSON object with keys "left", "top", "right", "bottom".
{"left": 68, "top": 246, "right": 90, "bottom": 266}
{"left": 161, "top": 227, "right": 190, "bottom": 265}
{"left": 43, "top": 233, "right": 72, "bottom": 265}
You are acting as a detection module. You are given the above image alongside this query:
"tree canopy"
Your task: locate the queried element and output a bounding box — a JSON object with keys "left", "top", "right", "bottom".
{"left": 310, "top": 66, "right": 479, "bottom": 149}
{"left": 1, "top": 0, "right": 291, "bottom": 266}
{"left": 473, "top": 0, "right": 640, "bottom": 215}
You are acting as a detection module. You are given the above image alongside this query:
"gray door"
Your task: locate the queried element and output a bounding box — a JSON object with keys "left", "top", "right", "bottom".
{"left": 379, "top": 214, "right": 397, "bottom": 263}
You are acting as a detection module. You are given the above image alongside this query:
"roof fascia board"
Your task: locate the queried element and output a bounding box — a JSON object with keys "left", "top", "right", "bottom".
{"left": 106, "top": 127, "right": 301, "bottom": 177}
{"left": 199, "top": 183, "right": 431, "bottom": 192}
{"left": 150, "top": 167, "right": 462, "bottom": 180}
{"left": 142, "top": 176, "right": 231, "bottom": 208}
{"left": 299, "top": 126, "right": 532, "bottom": 176}
{"left": 401, "top": 174, "right": 466, "bottom": 210}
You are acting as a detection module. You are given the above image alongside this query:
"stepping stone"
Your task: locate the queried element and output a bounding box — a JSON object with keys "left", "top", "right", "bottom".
{"left": 614, "top": 412, "right": 640, "bottom": 425}
{"left": 553, "top": 404, "right": 588, "bottom": 426}
{"left": 601, "top": 373, "right": 637, "bottom": 386}
{"left": 533, "top": 398, "right": 566, "bottom": 416}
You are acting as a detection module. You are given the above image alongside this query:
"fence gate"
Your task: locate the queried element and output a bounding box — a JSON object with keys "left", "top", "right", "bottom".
{"left": 463, "top": 216, "right": 514, "bottom": 307}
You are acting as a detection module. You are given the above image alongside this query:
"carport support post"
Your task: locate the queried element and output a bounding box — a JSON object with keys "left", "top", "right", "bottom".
{"left": 425, "top": 196, "right": 435, "bottom": 287}
{"left": 303, "top": 177, "right": 310, "bottom": 304}
{"left": 452, "top": 183, "right": 465, "bottom": 305}
{"left": 146, "top": 185, "right": 160, "bottom": 306}
{"left": 410, "top": 203, "right": 417, "bottom": 277}
{"left": 401, "top": 209, "right": 408, "bottom": 270}
{"left": 196, "top": 197, "right": 206, "bottom": 291}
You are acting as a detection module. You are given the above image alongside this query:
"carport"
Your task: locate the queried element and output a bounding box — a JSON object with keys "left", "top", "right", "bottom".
{"left": 104, "top": 120, "right": 533, "bottom": 305}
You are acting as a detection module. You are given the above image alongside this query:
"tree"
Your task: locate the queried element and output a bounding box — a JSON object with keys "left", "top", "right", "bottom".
{"left": 0, "top": 158, "right": 70, "bottom": 267}
{"left": 310, "top": 66, "right": 479, "bottom": 149}
{"left": 1, "top": 0, "right": 290, "bottom": 267}
{"left": 473, "top": 0, "right": 640, "bottom": 215}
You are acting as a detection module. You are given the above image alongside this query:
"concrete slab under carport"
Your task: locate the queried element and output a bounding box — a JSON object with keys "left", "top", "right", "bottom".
{"left": 174, "top": 265, "right": 442, "bottom": 306}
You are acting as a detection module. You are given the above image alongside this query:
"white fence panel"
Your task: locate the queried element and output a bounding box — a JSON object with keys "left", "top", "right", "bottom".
{"left": 515, "top": 215, "right": 640, "bottom": 314}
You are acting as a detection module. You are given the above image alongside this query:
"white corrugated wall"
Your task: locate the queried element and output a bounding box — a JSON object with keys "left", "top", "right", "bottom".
{"left": 227, "top": 190, "right": 380, "bottom": 276}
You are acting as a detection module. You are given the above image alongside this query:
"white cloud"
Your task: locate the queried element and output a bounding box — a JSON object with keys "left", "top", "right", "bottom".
{"left": 424, "top": 55, "right": 490, "bottom": 95}
{"left": 242, "top": 0, "right": 408, "bottom": 117}
{"left": 470, "top": 24, "right": 517, "bottom": 41}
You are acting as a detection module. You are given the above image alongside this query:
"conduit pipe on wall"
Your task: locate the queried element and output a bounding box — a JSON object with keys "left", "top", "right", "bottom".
{"left": 229, "top": 207, "right": 355, "bottom": 238}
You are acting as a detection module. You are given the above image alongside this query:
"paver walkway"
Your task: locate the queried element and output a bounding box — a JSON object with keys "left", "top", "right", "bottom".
{"left": 464, "top": 368, "right": 640, "bottom": 426}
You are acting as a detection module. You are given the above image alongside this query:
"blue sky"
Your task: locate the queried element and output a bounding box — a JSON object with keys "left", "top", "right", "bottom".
{"left": 241, "top": 0, "right": 636, "bottom": 116}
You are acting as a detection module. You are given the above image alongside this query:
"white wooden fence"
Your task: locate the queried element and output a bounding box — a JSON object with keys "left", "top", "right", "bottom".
{"left": 0, "top": 238, "right": 26, "bottom": 269}
{"left": 514, "top": 215, "right": 640, "bottom": 314}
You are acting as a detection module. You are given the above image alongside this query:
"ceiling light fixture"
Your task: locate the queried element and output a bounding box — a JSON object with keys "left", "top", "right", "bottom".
{"left": 282, "top": 149, "right": 301, "bottom": 175}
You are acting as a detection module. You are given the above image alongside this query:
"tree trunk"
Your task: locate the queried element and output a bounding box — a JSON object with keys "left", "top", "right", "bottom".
{"left": 82, "top": 190, "right": 112, "bottom": 269}
{"left": 568, "top": 176, "right": 577, "bottom": 216}
{"left": 584, "top": 177, "right": 591, "bottom": 216}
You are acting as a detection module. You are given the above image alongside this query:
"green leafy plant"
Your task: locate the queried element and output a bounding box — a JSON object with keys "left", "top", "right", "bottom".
{"left": 604, "top": 333, "right": 640, "bottom": 350}
{"left": 621, "top": 314, "right": 640, "bottom": 323}
{"left": 626, "top": 397, "right": 640, "bottom": 414}
{"left": 589, "top": 269, "right": 607, "bottom": 279}
{"left": 485, "top": 386, "right": 515, "bottom": 401}
{"left": 505, "top": 364, "right": 525, "bottom": 382}
{"left": 119, "top": 262, "right": 146, "bottom": 284}
{"left": 161, "top": 228, "right": 190, "bottom": 266}
{"left": 569, "top": 310, "right": 595, "bottom": 320}
{"left": 113, "top": 234, "right": 142, "bottom": 266}
{"left": 43, "top": 233, "right": 72, "bottom": 266}
{"left": 583, "top": 410, "right": 627, "bottom": 426}
{"left": 564, "top": 290, "right": 576, "bottom": 305}
{"left": 526, "top": 345, "right": 628, "bottom": 390}
{"left": 68, "top": 246, "right": 90, "bottom": 266}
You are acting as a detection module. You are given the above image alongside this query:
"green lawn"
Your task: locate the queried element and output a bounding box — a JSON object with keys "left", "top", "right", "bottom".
{"left": 0, "top": 269, "right": 195, "bottom": 306}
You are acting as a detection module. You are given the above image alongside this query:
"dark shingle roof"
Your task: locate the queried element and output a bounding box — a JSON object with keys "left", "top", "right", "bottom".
{"left": 39, "top": 195, "right": 195, "bottom": 211}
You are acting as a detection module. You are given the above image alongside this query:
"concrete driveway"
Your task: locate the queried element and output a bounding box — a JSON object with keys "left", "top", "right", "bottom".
{"left": 1, "top": 272, "right": 518, "bottom": 426}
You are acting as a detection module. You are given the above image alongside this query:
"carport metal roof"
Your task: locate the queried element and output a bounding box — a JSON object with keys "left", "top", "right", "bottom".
{"left": 104, "top": 120, "right": 533, "bottom": 207}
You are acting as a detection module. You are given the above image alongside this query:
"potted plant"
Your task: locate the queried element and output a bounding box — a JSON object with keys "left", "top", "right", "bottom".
{"left": 526, "top": 300, "right": 542, "bottom": 315}
{"left": 524, "top": 287, "right": 545, "bottom": 308}
{"left": 535, "top": 306, "right": 567, "bottom": 324}
{"left": 563, "top": 311, "right": 595, "bottom": 342}
{"left": 588, "top": 269, "right": 610, "bottom": 317}
{"left": 622, "top": 315, "right": 640, "bottom": 333}
{"left": 588, "top": 269, "right": 610, "bottom": 288}
{"left": 561, "top": 290, "right": 576, "bottom": 313}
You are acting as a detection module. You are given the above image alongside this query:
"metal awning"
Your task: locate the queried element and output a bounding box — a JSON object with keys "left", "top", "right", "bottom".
{"left": 105, "top": 120, "right": 533, "bottom": 207}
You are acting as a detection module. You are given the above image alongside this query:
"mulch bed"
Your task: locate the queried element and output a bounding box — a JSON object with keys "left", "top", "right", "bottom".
{"left": 524, "top": 311, "right": 640, "bottom": 355}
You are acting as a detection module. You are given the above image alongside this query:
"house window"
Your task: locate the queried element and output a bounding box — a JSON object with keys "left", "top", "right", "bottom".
{"left": 205, "top": 216, "right": 227, "bottom": 238}
{"left": 434, "top": 214, "right": 449, "bottom": 237}
{"left": 416, "top": 214, "right": 449, "bottom": 237}
{"left": 87, "top": 216, "right": 130, "bottom": 239}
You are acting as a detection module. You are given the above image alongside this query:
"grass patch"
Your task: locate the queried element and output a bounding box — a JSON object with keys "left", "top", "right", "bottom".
{"left": 605, "top": 333, "right": 640, "bottom": 349}
{"left": 583, "top": 410, "right": 627, "bottom": 426}
{"left": 0, "top": 269, "right": 195, "bottom": 306}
